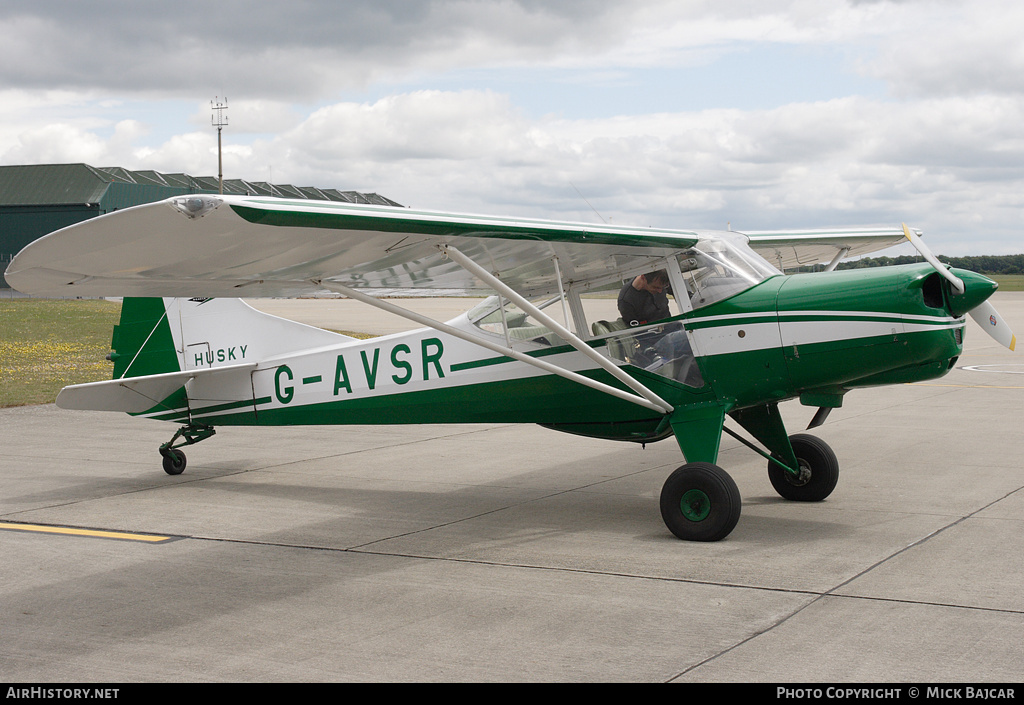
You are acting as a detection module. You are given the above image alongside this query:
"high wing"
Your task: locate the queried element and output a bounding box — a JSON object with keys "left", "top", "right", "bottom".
{"left": 6, "top": 195, "right": 701, "bottom": 299}
{"left": 7, "top": 194, "right": 915, "bottom": 298}
{"left": 743, "top": 227, "right": 914, "bottom": 270}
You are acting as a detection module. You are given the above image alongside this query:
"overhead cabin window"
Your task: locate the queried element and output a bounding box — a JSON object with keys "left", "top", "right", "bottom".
{"left": 469, "top": 295, "right": 563, "bottom": 347}
{"left": 678, "top": 233, "right": 780, "bottom": 310}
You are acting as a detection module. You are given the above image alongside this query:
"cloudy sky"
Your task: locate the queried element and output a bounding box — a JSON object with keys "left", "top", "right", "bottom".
{"left": 2, "top": 0, "right": 1021, "bottom": 255}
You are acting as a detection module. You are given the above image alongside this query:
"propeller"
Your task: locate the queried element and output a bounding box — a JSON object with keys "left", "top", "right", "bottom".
{"left": 967, "top": 300, "right": 1017, "bottom": 351}
{"left": 902, "top": 224, "right": 1016, "bottom": 351}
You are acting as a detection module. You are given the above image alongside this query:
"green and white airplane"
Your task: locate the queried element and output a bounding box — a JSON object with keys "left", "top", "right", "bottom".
{"left": 6, "top": 195, "right": 1016, "bottom": 541}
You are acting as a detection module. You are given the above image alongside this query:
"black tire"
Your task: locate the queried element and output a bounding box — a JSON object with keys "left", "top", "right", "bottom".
{"left": 660, "top": 462, "right": 741, "bottom": 542}
{"left": 161, "top": 448, "right": 187, "bottom": 476}
{"left": 768, "top": 433, "right": 838, "bottom": 501}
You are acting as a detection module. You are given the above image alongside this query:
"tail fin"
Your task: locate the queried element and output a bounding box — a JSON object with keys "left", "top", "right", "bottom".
{"left": 111, "top": 297, "right": 351, "bottom": 379}
{"left": 110, "top": 298, "right": 181, "bottom": 379}
{"left": 61, "top": 298, "right": 351, "bottom": 414}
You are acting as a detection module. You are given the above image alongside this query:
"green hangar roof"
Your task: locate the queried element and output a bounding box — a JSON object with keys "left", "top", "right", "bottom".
{"left": 0, "top": 163, "right": 402, "bottom": 208}
{"left": 0, "top": 163, "right": 403, "bottom": 284}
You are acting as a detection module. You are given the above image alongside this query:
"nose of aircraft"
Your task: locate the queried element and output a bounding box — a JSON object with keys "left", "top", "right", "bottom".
{"left": 946, "top": 268, "right": 998, "bottom": 318}
{"left": 935, "top": 268, "right": 1014, "bottom": 351}
{"left": 900, "top": 224, "right": 1015, "bottom": 351}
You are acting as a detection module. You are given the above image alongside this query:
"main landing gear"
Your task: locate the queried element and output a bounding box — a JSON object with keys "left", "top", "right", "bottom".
{"left": 660, "top": 463, "right": 741, "bottom": 542}
{"left": 663, "top": 404, "right": 840, "bottom": 541}
{"left": 158, "top": 423, "right": 216, "bottom": 476}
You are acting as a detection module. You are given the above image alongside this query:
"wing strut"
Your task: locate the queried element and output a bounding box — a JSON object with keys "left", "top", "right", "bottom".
{"left": 312, "top": 278, "right": 673, "bottom": 416}
{"left": 439, "top": 244, "right": 674, "bottom": 414}
{"left": 824, "top": 247, "right": 850, "bottom": 272}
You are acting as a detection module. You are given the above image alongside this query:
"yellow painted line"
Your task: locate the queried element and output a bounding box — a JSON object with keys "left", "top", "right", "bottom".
{"left": 0, "top": 521, "right": 178, "bottom": 543}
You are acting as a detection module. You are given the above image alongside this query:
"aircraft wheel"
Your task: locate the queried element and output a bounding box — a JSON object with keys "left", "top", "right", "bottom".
{"left": 768, "top": 433, "right": 838, "bottom": 502}
{"left": 660, "top": 462, "right": 741, "bottom": 542}
{"left": 160, "top": 448, "right": 187, "bottom": 476}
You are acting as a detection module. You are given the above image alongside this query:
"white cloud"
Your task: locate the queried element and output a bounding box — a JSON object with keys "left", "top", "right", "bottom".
{"left": 3, "top": 124, "right": 109, "bottom": 165}
{"left": 862, "top": 0, "right": 1024, "bottom": 98}
{"left": 2, "top": 1, "right": 1022, "bottom": 255}
{"left": 193, "top": 100, "right": 305, "bottom": 136}
{"left": 186, "top": 89, "right": 1015, "bottom": 255}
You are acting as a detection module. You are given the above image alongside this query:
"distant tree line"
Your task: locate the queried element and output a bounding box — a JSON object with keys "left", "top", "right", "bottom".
{"left": 794, "top": 253, "right": 1024, "bottom": 275}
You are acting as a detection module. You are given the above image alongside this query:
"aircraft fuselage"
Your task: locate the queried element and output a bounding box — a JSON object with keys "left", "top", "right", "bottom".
{"left": 129, "top": 263, "right": 980, "bottom": 451}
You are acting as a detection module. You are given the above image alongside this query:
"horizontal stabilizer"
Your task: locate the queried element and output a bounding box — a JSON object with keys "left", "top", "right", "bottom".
{"left": 56, "top": 363, "right": 256, "bottom": 413}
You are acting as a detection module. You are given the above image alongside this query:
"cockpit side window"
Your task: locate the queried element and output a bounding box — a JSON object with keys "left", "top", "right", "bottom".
{"left": 469, "top": 295, "right": 561, "bottom": 346}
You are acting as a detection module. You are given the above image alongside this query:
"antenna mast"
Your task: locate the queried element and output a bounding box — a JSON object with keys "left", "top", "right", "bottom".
{"left": 211, "top": 97, "right": 229, "bottom": 194}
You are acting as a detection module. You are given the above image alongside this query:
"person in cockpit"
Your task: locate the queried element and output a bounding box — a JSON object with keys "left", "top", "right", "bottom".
{"left": 617, "top": 270, "right": 671, "bottom": 327}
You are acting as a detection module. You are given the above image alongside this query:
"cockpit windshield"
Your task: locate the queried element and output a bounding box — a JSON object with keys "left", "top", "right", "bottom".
{"left": 679, "top": 233, "right": 780, "bottom": 310}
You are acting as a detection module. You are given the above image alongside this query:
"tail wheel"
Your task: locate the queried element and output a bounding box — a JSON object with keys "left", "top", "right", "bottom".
{"left": 160, "top": 448, "right": 187, "bottom": 476}
{"left": 768, "top": 433, "right": 838, "bottom": 502}
{"left": 660, "top": 462, "right": 741, "bottom": 542}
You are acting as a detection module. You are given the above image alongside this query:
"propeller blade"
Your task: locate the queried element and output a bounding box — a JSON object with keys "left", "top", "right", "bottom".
{"left": 968, "top": 299, "right": 1017, "bottom": 351}
{"left": 902, "top": 223, "right": 964, "bottom": 294}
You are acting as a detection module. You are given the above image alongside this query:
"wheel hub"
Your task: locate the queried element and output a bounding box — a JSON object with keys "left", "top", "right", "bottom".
{"left": 785, "top": 459, "right": 812, "bottom": 487}
{"left": 680, "top": 489, "right": 711, "bottom": 522}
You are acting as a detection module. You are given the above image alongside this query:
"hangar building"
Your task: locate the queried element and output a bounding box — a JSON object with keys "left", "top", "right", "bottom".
{"left": 0, "top": 163, "right": 401, "bottom": 287}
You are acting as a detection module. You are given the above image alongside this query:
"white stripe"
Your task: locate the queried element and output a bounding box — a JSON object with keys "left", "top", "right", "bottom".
{"left": 688, "top": 309, "right": 959, "bottom": 326}
{"left": 691, "top": 313, "right": 964, "bottom": 356}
